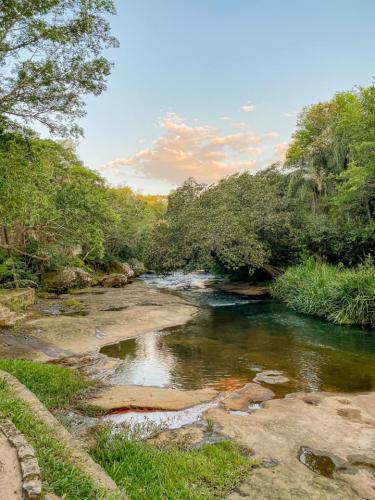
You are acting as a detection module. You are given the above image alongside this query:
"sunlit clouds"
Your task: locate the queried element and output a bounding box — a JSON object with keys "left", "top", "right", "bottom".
{"left": 241, "top": 103, "right": 255, "bottom": 113}
{"left": 101, "top": 112, "right": 284, "bottom": 190}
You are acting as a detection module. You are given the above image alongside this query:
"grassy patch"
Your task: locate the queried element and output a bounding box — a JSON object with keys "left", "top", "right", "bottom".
{"left": 0, "top": 360, "right": 91, "bottom": 409}
{"left": 272, "top": 259, "right": 375, "bottom": 326}
{"left": 0, "top": 381, "right": 112, "bottom": 499}
{"left": 91, "top": 428, "right": 257, "bottom": 499}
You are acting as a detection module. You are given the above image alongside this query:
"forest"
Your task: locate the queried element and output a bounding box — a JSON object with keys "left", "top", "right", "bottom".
{"left": 1, "top": 85, "right": 374, "bottom": 325}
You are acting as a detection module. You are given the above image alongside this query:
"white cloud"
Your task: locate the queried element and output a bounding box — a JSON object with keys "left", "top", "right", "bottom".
{"left": 282, "top": 111, "right": 298, "bottom": 118}
{"left": 102, "top": 112, "right": 265, "bottom": 185}
{"left": 241, "top": 103, "right": 255, "bottom": 113}
{"left": 263, "top": 131, "right": 280, "bottom": 139}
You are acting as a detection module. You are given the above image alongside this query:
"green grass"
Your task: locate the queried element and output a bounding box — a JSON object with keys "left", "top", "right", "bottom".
{"left": 272, "top": 259, "right": 375, "bottom": 326}
{"left": 0, "top": 360, "right": 91, "bottom": 409}
{"left": 0, "top": 381, "right": 114, "bottom": 499}
{"left": 91, "top": 428, "right": 257, "bottom": 499}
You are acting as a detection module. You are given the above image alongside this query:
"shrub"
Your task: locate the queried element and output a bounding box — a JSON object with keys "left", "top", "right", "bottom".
{"left": 272, "top": 259, "right": 375, "bottom": 327}
{"left": 0, "top": 257, "right": 38, "bottom": 288}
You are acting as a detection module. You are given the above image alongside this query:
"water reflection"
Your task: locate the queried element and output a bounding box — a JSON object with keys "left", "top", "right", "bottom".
{"left": 101, "top": 299, "right": 375, "bottom": 395}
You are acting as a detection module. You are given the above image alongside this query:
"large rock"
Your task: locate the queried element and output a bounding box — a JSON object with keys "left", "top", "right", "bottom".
{"left": 87, "top": 385, "right": 218, "bottom": 411}
{"left": 128, "top": 259, "right": 146, "bottom": 276}
{"left": 217, "top": 283, "right": 271, "bottom": 298}
{"left": 222, "top": 383, "right": 275, "bottom": 411}
{"left": 41, "top": 268, "right": 91, "bottom": 292}
{"left": 101, "top": 274, "right": 129, "bottom": 288}
{"left": 102, "top": 261, "right": 134, "bottom": 279}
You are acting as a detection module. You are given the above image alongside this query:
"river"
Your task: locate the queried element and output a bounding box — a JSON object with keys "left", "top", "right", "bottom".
{"left": 101, "top": 272, "right": 375, "bottom": 397}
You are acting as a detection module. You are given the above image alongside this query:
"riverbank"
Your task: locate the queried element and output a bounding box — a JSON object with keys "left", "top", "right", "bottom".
{"left": 0, "top": 282, "right": 198, "bottom": 361}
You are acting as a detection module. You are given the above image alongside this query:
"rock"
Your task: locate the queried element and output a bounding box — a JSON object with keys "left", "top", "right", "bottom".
{"left": 217, "top": 283, "right": 271, "bottom": 298}
{"left": 118, "top": 262, "right": 134, "bottom": 279}
{"left": 101, "top": 273, "right": 129, "bottom": 288}
{"left": 42, "top": 267, "right": 91, "bottom": 292}
{"left": 254, "top": 370, "right": 290, "bottom": 385}
{"left": 105, "top": 261, "right": 135, "bottom": 279}
{"left": 128, "top": 259, "right": 147, "bottom": 276}
{"left": 222, "top": 383, "right": 274, "bottom": 411}
{"left": 87, "top": 385, "right": 218, "bottom": 411}
{"left": 0, "top": 288, "right": 36, "bottom": 326}
{"left": 20, "top": 456, "right": 40, "bottom": 480}
{"left": 22, "top": 478, "right": 42, "bottom": 499}
{"left": 0, "top": 303, "right": 22, "bottom": 326}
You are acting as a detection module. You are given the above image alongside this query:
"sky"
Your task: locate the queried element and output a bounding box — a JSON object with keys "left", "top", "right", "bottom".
{"left": 77, "top": 0, "right": 375, "bottom": 194}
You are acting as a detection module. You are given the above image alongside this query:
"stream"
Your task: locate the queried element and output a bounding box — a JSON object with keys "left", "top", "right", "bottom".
{"left": 102, "top": 272, "right": 375, "bottom": 429}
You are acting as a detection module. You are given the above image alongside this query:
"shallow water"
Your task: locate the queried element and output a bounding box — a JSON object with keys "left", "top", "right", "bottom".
{"left": 101, "top": 274, "right": 375, "bottom": 396}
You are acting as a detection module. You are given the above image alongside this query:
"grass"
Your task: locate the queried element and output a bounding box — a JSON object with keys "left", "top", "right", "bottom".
{"left": 272, "top": 259, "right": 375, "bottom": 326}
{"left": 0, "top": 381, "right": 114, "bottom": 499}
{"left": 91, "top": 428, "right": 258, "bottom": 499}
{"left": 0, "top": 359, "right": 91, "bottom": 409}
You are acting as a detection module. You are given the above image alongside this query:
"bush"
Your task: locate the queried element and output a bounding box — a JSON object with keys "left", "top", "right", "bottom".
{"left": 272, "top": 259, "right": 375, "bottom": 326}
{"left": 0, "top": 257, "right": 38, "bottom": 288}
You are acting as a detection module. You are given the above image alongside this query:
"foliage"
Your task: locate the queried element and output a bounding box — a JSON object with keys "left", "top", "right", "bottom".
{"left": 0, "top": 256, "right": 38, "bottom": 288}
{"left": 0, "top": 359, "right": 91, "bottom": 409}
{"left": 272, "top": 259, "right": 375, "bottom": 326}
{"left": 91, "top": 428, "right": 257, "bottom": 499}
{"left": 0, "top": 0, "right": 118, "bottom": 136}
{"left": 0, "top": 382, "right": 110, "bottom": 499}
{"left": 104, "top": 187, "right": 166, "bottom": 261}
{"left": 146, "top": 169, "right": 297, "bottom": 275}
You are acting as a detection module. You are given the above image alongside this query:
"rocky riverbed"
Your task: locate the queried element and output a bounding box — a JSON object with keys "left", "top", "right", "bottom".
{"left": 0, "top": 282, "right": 198, "bottom": 361}
{"left": 1, "top": 277, "right": 375, "bottom": 499}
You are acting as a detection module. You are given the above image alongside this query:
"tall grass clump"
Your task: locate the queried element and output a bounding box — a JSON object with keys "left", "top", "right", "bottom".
{"left": 272, "top": 259, "right": 375, "bottom": 327}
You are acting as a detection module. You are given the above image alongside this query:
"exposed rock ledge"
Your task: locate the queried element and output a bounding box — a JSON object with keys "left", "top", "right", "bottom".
{"left": 0, "top": 282, "right": 198, "bottom": 361}
{"left": 206, "top": 391, "right": 375, "bottom": 499}
{"left": 87, "top": 385, "right": 218, "bottom": 412}
{"left": 216, "top": 283, "right": 271, "bottom": 298}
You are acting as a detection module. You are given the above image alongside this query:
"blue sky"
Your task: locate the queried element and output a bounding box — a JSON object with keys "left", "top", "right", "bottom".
{"left": 77, "top": 0, "right": 375, "bottom": 194}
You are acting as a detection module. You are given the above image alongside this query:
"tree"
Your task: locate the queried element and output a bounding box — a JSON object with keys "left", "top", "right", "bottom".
{"left": 0, "top": 129, "right": 117, "bottom": 268}
{"left": 0, "top": 0, "right": 118, "bottom": 136}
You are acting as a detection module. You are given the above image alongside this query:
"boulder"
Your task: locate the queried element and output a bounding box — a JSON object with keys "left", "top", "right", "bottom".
{"left": 222, "top": 383, "right": 275, "bottom": 411}
{"left": 101, "top": 273, "right": 128, "bottom": 288}
{"left": 102, "top": 261, "right": 135, "bottom": 279}
{"left": 216, "top": 283, "right": 271, "bottom": 298}
{"left": 41, "top": 267, "right": 91, "bottom": 292}
{"left": 128, "top": 259, "right": 146, "bottom": 276}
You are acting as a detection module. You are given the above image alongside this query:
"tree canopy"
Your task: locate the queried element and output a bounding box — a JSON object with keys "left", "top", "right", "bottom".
{"left": 0, "top": 0, "right": 118, "bottom": 136}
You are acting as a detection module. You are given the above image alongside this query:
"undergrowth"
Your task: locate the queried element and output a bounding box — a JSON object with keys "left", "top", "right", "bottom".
{"left": 272, "top": 259, "right": 375, "bottom": 326}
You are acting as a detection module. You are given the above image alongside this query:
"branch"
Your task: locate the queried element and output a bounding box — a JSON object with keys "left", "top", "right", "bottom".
{"left": 0, "top": 243, "right": 48, "bottom": 261}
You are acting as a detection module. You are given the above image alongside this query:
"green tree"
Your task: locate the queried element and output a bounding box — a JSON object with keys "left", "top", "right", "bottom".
{"left": 0, "top": 0, "right": 118, "bottom": 136}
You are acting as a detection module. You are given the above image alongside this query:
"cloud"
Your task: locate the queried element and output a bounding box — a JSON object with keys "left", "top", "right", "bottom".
{"left": 102, "top": 112, "right": 265, "bottom": 185}
{"left": 241, "top": 103, "right": 255, "bottom": 113}
{"left": 273, "top": 142, "right": 289, "bottom": 161}
{"left": 263, "top": 131, "right": 280, "bottom": 138}
{"left": 282, "top": 111, "right": 298, "bottom": 118}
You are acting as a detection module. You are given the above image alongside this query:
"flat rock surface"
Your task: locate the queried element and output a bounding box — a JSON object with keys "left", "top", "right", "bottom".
{"left": 0, "top": 431, "right": 23, "bottom": 499}
{"left": 88, "top": 385, "right": 218, "bottom": 411}
{"left": 216, "top": 283, "right": 271, "bottom": 298}
{"left": 207, "top": 391, "right": 375, "bottom": 499}
{"left": 222, "top": 383, "right": 274, "bottom": 411}
{"left": 0, "top": 282, "right": 197, "bottom": 360}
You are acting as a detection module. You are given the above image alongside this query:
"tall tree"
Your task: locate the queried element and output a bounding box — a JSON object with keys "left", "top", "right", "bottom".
{"left": 0, "top": 0, "right": 118, "bottom": 136}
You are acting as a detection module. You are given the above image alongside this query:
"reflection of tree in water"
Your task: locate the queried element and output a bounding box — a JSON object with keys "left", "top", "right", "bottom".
{"left": 101, "top": 301, "right": 375, "bottom": 393}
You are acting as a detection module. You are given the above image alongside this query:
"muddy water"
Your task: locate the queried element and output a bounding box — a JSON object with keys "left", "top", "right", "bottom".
{"left": 101, "top": 275, "right": 375, "bottom": 397}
